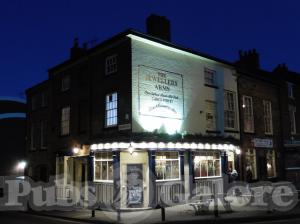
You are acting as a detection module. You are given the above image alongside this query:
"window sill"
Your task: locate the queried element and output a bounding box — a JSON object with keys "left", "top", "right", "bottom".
{"left": 194, "top": 175, "right": 222, "bottom": 180}
{"left": 156, "top": 179, "right": 181, "bottom": 182}
{"left": 225, "top": 130, "right": 240, "bottom": 134}
{"left": 94, "top": 180, "right": 113, "bottom": 183}
{"left": 204, "top": 84, "right": 219, "bottom": 89}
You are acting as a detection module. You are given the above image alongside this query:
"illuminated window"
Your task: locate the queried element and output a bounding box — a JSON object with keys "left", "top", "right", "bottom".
{"left": 243, "top": 95, "right": 254, "bottom": 133}
{"left": 267, "top": 150, "right": 276, "bottom": 178}
{"left": 204, "top": 68, "right": 216, "bottom": 86}
{"left": 227, "top": 151, "right": 235, "bottom": 172}
{"left": 245, "top": 149, "right": 257, "bottom": 179}
{"left": 61, "top": 106, "right": 70, "bottom": 136}
{"left": 105, "top": 55, "right": 117, "bottom": 75}
{"left": 205, "top": 100, "right": 217, "bottom": 131}
{"left": 287, "top": 82, "right": 294, "bottom": 98}
{"left": 263, "top": 100, "right": 273, "bottom": 134}
{"left": 105, "top": 93, "right": 118, "bottom": 127}
{"left": 155, "top": 151, "right": 180, "bottom": 181}
{"left": 224, "top": 91, "right": 236, "bottom": 129}
{"left": 289, "top": 105, "right": 297, "bottom": 134}
{"left": 193, "top": 151, "right": 221, "bottom": 178}
{"left": 94, "top": 152, "right": 113, "bottom": 182}
{"left": 61, "top": 75, "right": 70, "bottom": 92}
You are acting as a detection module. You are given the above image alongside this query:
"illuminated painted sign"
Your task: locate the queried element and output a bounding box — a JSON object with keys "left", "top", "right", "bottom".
{"left": 138, "top": 65, "right": 184, "bottom": 120}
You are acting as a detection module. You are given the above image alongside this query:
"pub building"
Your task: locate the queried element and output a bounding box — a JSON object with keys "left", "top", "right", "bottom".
{"left": 28, "top": 15, "right": 243, "bottom": 209}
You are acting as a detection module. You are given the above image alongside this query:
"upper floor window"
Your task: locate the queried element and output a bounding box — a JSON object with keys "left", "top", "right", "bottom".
{"left": 105, "top": 93, "right": 118, "bottom": 127}
{"left": 61, "top": 106, "right": 70, "bottom": 136}
{"left": 61, "top": 75, "right": 71, "bottom": 92}
{"left": 224, "top": 91, "right": 237, "bottom": 129}
{"left": 263, "top": 100, "right": 273, "bottom": 134}
{"left": 31, "top": 96, "right": 39, "bottom": 111}
{"left": 205, "top": 100, "right": 217, "bottom": 131}
{"left": 204, "top": 68, "right": 216, "bottom": 86}
{"left": 155, "top": 151, "right": 180, "bottom": 181}
{"left": 105, "top": 55, "right": 117, "bottom": 75}
{"left": 94, "top": 152, "right": 113, "bottom": 182}
{"left": 41, "top": 120, "right": 47, "bottom": 149}
{"left": 243, "top": 95, "right": 254, "bottom": 133}
{"left": 193, "top": 151, "right": 221, "bottom": 179}
{"left": 287, "top": 82, "right": 294, "bottom": 98}
{"left": 289, "top": 105, "right": 297, "bottom": 134}
{"left": 41, "top": 92, "right": 48, "bottom": 107}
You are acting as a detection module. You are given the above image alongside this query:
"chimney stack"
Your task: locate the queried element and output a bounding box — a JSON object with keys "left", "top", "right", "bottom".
{"left": 70, "top": 38, "right": 86, "bottom": 59}
{"left": 146, "top": 14, "right": 171, "bottom": 41}
{"left": 236, "top": 49, "right": 260, "bottom": 70}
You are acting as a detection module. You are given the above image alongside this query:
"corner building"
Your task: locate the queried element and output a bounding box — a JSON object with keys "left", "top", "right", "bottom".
{"left": 27, "top": 15, "right": 241, "bottom": 209}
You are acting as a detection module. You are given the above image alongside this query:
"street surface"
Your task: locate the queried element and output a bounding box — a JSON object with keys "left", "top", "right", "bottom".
{"left": 236, "top": 218, "right": 300, "bottom": 224}
{"left": 0, "top": 212, "right": 95, "bottom": 224}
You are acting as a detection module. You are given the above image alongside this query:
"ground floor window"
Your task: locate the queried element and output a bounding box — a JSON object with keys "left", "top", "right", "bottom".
{"left": 94, "top": 151, "right": 113, "bottom": 182}
{"left": 245, "top": 149, "right": 257, "bottom": 180}
{"left": 155, "top": 151, "right": 180, "bottom": 181}
{"left": 193, "top": 151, "right": 221, "bottom": 178}
{"left": 267, "top": 150, "right": 276, "bottom": 178}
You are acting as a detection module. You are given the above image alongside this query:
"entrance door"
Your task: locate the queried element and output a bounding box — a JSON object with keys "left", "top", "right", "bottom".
{"left": 127, "top": 164, "right": 144, "bottom": 208}
{"left": 258, "top": 155, "right": 267, "bottom": 180}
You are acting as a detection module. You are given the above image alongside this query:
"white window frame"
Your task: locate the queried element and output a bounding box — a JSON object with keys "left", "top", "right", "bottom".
{"left": 243, "top": 95, "right": 254, "bottom": 133}
{"left": 263, "top": 100, "right": 273, "bottom": 135}
{"left": 287, "top": 82, "right": 294, "bottom": 99}
{"left": 94, "top": 152, "right": 113, "bottom": 183}
{"left": 289, "top": 105, "right": 297, "bottom": 134}
{"left": 105, "top": 55, "right": 118, "bottom": 75}
{"left": 205, "top": 100, "right": 217, "bottom": 131}
{"left": 204, "top": 68, "right": 216, "bottom": 86}
{"left": 155, "top": 151, "right": 180, "bottom": 182}
{"left": 193, "top": 151, "right": 221, "bottom": 179}
{"left": 61, "top": 75, "right": 71, "bottom": 92}
{"left": 224, "top": 90, "right": 237, "bottom": 130}
{"left": 61, "top": 106, "right": 70, "bottom": 136}
{"left": 105, "top": 92, "right": 118, "bottom": 127}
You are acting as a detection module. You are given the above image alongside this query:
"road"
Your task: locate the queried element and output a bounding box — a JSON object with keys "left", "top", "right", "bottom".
{"left": 236, "top": 218, "right": 300, "bottom": 224}
{"left": 0, "top": 212, "right": 93, "bottom": 224}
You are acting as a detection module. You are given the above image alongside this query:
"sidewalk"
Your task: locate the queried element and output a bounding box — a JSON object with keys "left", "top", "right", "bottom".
{"left": 26, "top": 201, "right": 300, "bottom": 224}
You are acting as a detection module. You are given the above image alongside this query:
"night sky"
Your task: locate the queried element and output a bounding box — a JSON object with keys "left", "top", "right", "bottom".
{"left": 1, "top": 0, "right": 300, "bottom": 98}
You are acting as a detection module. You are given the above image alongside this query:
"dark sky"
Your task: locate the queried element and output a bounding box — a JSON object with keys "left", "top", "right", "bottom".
{"left": 1, "top": 0, "right": 300, "bottom": 98}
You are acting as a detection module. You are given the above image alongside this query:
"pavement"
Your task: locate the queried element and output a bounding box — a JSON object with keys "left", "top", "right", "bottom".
{"left": 24, "top": 199, "right": 300, "bottom": 224}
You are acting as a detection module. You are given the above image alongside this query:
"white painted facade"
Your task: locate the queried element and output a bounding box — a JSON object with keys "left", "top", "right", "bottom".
{"left": 129, "top": 34, "right": 240, "bottom": 140}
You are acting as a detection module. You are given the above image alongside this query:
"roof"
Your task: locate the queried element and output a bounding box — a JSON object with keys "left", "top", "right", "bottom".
{"left": 48, "top": 29, "right": 235, "bottom": 73}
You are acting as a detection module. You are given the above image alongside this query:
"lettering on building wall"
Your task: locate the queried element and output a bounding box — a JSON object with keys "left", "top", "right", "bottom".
{"left": 138, "top": 65, "right": 184, "bottom": 120}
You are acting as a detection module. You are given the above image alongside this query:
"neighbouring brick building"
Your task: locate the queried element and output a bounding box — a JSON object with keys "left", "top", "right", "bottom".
{"left": 236, "top": 50, "right": 283, "bottom": 182}
{"left": 273, "top": 64, "right": 300, "bottom": 189}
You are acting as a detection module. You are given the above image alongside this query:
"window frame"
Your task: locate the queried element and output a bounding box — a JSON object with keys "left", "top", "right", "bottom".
{"left": 224, "top": 90, "right": 237, "bottom": 130}
{"left": 41, "top": 120, "right": 47, "bottom": 149}
{"left": 263, "top": 100, "right": 273, "bottom": 135}
{"left": 105, "top": 55, "right": 118, "bottom": 75}
{"left": 205, "top": 100, "right": 217, "bottom": 131}
{"left": 61, "top": 75, "right": 71, "bottom": 92}
{"left": 243, "top": 95, "right": 254, "bottom": 133}
{"left": 245, "top": 149, "right": 257, "bottom": 179}
{"left": 155, "top": 151, "right": 181, "bottom": 182}
{"left": 204, "top": 68, "right": 217, "bottom": 86}
{"left": 289, "top": 105, "right": 297, "bottom": 134}
{"left": 105, "top": 92, "right": 118, "bottom": 128}
{"left": 287, "top": 82, "right": 294, "bottom": 99}
{"left": 266, "top": 150, "right": 277, "bottom": 178}
{"left": 193, "top": 151, "right": 221, "bottom": 179}
{"left": 94, "top": 151, "right": 114, "bottom": 183}
{"left": 60, "top": 106, "right": 71, "bottom": 136}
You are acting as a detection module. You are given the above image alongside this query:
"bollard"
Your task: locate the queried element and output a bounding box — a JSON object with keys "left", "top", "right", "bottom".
{"left": 161, "top": 206, "right": 166, "bottom": 221}
{"left": 117, "top": 208, "right": 121, "bottom": 223}
{"left": 91, "top": 209, "right": 95, "bottom": 218}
